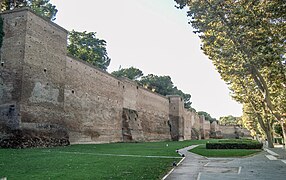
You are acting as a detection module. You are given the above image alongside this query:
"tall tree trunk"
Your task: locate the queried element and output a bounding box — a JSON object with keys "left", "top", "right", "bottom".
{"left": 265, "top": 130, "right": 274, "bottom": 148}
{"left": 281, "top": 121, "right": 286, "bottom": 147}
{"left": 266, "top": 120, "right": 274, "bottom": 148}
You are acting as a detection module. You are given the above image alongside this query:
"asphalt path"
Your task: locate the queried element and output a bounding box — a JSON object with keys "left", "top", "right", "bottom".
{"left": 165, "top": 146, "right": 286, "bottom": 180}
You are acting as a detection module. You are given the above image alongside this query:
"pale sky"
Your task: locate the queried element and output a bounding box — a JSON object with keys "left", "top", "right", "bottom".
{"left": 49, "top": 0, "right": 242, "bottom": 119}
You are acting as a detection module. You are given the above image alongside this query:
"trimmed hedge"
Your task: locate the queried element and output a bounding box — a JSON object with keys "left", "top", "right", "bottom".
{"left": 206, "top": 140, "right": 263, "bottom": 149}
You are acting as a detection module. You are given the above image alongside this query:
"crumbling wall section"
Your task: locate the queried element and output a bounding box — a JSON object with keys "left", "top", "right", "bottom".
{"left": 219, "top": 125, "right": 237, "bottom": 139}
{"left": 204, "top": 120, "right": 210, "bottom": 139}
{"left": 182, "top": 110, "right": 193, "bottom": 140}
{"left": 136, "top": 87, "right": 171, "bottom": 141}
{"left": 210, "top": 121, "right": 222, "bottom": 138}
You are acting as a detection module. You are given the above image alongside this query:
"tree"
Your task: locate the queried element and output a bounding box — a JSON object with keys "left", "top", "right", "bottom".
{"left": 139, "top": 74, "right": 192, "bottom": 109}
{"left": 67, "top": 30, "right": 111, "bottom": 71}
{"left": 28, "top": 0, "right": 57, "bottom": 20}
{"left": 140, "top": 74, "right": 175, "bottom": 95}
{"left": 241, "top": 104, "right": 261, "bottom": 138}
{"left": 219, "top": 115, "right": 240, "bottom": 126}
{"left": 111, "top": 67, "right": 143, "bottom": 81}
{"left": 175, "top": 0, "right": 286, "bottom": 143}
{"left": 274, "top": 123, "right": 283, "bottom": 138}
{"left": 1, "top": 0, "right": 57, "bottom": 21}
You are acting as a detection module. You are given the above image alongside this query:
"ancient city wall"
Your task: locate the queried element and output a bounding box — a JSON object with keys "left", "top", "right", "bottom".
{"left": 182, "top": 110, "right": 193, "bottom": 140}
{"left": 0, "top": 9, "right": 27, "bottom": 131}
{"left": 65, "top": 56, "right": 124, "bottom": 143}
{"left": 0, "top": 8, "right": 213, "bottom": 147}
{"left": 0, "top": 8, "right": 68, "bottom": 141}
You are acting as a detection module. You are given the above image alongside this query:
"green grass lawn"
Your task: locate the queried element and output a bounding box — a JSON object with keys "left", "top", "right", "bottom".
{"left": 189, "top": 144, "right": 261, "bottom": 157}
{"left": 0, "top": 140, "right": 211, "bottom": 180}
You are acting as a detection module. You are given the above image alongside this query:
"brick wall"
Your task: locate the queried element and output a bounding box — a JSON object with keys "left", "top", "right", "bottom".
{"left": 0, "top": 8, "right": 213, "bottom": 145}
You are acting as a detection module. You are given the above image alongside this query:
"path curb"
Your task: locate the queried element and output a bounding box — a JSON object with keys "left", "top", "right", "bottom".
{"left": 161, "top": 157, "right": 185, "bottom": 180}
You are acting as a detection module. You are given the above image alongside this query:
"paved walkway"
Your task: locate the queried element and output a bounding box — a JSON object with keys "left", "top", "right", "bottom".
{"left": 165, "top": 145, "right": 209, "bottom": 180}
{"left": 165, "top": 145, "right": 286, "bottom": 180}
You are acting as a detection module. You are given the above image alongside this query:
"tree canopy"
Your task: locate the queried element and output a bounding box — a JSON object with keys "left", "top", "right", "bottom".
{"left": 175, "top": 0, "right": 286, "bottom": 147}
{"left": 139, "top": 74, "right": 192, "bottom": 109}
{"left": 111, "top": 67, "right": 193, "bottom": 109}
{"left": 111, "top": 67, "right": 143, "bottom": 81}
{"left": 1, "top": 0, "right": 57, "bottom": 21}
{"left": 67, "top": 30, "right": 111, "bottom": 71}
{"left": 219, "top": 115, "right": 241, "bottom": 126}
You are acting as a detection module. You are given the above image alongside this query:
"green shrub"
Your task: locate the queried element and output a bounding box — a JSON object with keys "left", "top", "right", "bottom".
{"left": 206, "top": 140, "right": 263, "bottom": 149}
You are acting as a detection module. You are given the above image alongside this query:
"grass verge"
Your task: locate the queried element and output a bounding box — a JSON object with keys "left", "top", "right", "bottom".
{"left": 189, "top": 144, "right": 261, "bottom": 157}
{"left": 0, "top": 139, "right": 212, "bottom": 179}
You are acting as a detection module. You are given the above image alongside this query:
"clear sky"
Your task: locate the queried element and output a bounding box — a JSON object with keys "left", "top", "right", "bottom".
{"left": 49, "top": 0, "right": 242, "bottom": 119}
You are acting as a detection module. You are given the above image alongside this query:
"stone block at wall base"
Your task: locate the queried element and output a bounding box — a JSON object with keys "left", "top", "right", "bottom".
{"left": 0, "top": 128, "right": 69, "bottom": 148}
{"left": 209, "top": 131, "right": 223, "bottom": 139}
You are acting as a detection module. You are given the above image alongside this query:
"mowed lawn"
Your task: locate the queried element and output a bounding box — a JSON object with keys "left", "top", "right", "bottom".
{"left": 0, "top": 140, "right": 211, "bottom": 179}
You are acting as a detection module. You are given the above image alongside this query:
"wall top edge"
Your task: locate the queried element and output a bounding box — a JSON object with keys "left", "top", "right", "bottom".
{"left": 166, "top": 95, "right": 182, "bottom": 98}
{"left": 66, "top": 55, "right": 169, "bottom": 101}
{"left": 0, "top": 7, "right": 68, "bottom": 34}
{"left": 67, "top": 54, "right": 115, "bottom": 78}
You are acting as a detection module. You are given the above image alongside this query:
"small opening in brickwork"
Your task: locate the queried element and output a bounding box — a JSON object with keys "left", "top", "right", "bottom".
{"left": 44, "top": 68, "right": 47, "bottom": 72}
{"left": 1, "top": 62, "right": 4, "bottom": 67}
{"left": 72, "top": 90, "right": 75, "bottom": 94}
{"left": 46, "top": 83, "right": 49, "bottom": 85}
{"left": 136, "top": 86, "right": 139, "bottom": 89}
{"left": 123, "top": 86, "right": 125, "bottom": 89}
{"left": 135, "top": 118, "right": 137, "bottom": 121}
